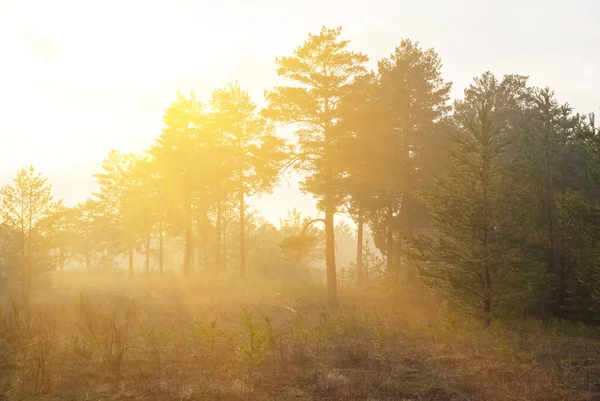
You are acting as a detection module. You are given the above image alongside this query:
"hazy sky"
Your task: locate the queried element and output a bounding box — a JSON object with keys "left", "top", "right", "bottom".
{"left": 1, "top": 0, "right": 599, "bottom": 225}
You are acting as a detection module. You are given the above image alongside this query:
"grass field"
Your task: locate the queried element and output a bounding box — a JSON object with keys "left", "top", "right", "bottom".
{"left": 1, "top": 272, "right": 599, "bottom": 400}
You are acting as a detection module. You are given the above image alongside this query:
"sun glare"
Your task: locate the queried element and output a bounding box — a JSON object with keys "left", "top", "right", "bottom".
{"left": 1, "top": 1, "right": 600, "bottom": 399}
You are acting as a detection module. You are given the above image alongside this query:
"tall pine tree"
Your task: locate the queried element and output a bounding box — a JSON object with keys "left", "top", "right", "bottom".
{"left": 264, "top": 26, "right": 368, "bottom": 306}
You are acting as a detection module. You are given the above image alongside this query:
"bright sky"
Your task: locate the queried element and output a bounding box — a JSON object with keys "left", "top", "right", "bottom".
{"left": 1, "top": 0, "right": 599, "bottom": 225}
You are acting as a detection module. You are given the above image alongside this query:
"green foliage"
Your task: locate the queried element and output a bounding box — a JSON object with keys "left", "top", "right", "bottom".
{"left": 236, "top": 305, "right": 271, "bottom": 372}
{"left": 278, "top": 233, "right": 318, "bottom": 263}
{"left": 191, "top": 317, "right": 221, "bottom": 354}
{"left": 416, "top": 73, "right": 527, "bottom": 324}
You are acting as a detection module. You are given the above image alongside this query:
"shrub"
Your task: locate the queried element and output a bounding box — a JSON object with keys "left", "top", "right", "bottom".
{"left": 76, "top": 291, "right": 137, "bottom": 381}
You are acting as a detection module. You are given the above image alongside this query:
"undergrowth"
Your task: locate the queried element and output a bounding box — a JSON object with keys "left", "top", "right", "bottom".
{"left": 0, "top": 272, "right": 598, "bottom": 400}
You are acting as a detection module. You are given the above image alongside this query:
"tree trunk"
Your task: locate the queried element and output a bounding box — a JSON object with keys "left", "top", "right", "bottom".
{"left": 190, "top": 238, "right": 194, "bottom": 273}
{"left": 547, "top": 212, "right": 554, "bottom": 276}
{"left": 558, "top": 234, "right": 569, "bottom": 314}
{"left": 198, "top": 214, "right": 208, "bottom": 271}
{"left": 183, "top": 202, "right": 193, "bottom": 277}
{"left": 159, "top": 225, "right": 164, "bottom": 276}
{"left": 386, "top": 205, "right": 394, "bottom": 274}
{"left": 356, "top": 208, "right": 364, "bottom": 287}
{"left": 483, "top": 227, "right": 492, "bottom": 326}
{"left": 183, "top": 227, "right": 192, "bottom": 277}
{"left": 145, "top": 232, "right": 150, "bottom": 274}
{"left": 364, "top": 251, "right": 369, "bottom": 284}
{"left": 20, "top": 229, "right": 26, "bottom": 304}
{"left": 26, "top": 225, "right": 32, "bottom": 307}
{"left": 59, "top": 249, "right": 65, "bottom": 272}
{"left": 483, "top": 261, "right": 492, "bottom": 326}
{"left": 222, "top": 217, "right": 227, "bottom": 272}
{"left": 128, "top": 246, "right": 134, "bottom": 278}
{"left": 216, "top": 201, "right": 222, "bottom": 273}
{"left": 239, "top": 184, "right": 246, "bottom": 279}
{"left": 545, "top": 172, "right": 556, "bottom": 317}
{"left": 395, "top": 236, "right": 403, "bottom": 289}
{"left": 325, "top": 200, "right": 338, "bottom": 307}
{"left": 323, "top": 92, "right": 339, "bottom": 307}
{"left": 202, "top": 224, "right": 208, "bottom": 273}
{"left": 484, "top": 289, "right": 491, "bottom": 327}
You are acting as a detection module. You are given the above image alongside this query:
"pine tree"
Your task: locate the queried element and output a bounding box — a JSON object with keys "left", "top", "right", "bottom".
{"left": 335, "top": 73, "right": 379, "bottom": 287}
{"left": 37, "top": 203, "right": 76, "bottom": 272}
{"left": 555, "top": 113, "right": 600, "bottom": 319}
{"left": 335, "top": 40, "right": 451, "bottom": 289}
{"left": 94, "top": 150, "right": 144, "bottom": 277}
{"left": 371, "top": 40, "right": 451, "bottom": 283}
{"left": 516, "top": 88, "right": 580, "bottom": 317}
{"left": 210, "top": 83, "right": 286, "bottom": 278}
{"left": 0, "top": 165, "right": 57, "bottom": 305}
{"left": 151, "top": 92, "right": 214, "bottom": 277}
{"left": 72, "top": 199, "right": 102, "bottom": 270}
{"left": 418, "top": 73, "right": 524, "bottom": 325}
{"left": 264, "top": 26, "right": 368, "bottom": 306}
{"left": 140, "top": 155, "right": 171, "bottom": 276}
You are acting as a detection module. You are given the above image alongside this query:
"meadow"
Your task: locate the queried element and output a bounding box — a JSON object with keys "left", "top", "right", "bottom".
{"left": 1, "top": 272, "right": 599, "bottom": 401}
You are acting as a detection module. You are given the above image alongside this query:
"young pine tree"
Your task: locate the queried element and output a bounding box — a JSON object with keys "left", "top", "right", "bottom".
{"left": 0, "top": 165, "right": 57, "bottom": 305}
{"left": 419, "top": 73, "right": 523, "bottom": 325}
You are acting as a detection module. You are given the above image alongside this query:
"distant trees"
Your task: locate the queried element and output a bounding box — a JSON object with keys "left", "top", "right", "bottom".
{"left": 36, "top": 83, "right": 286, "bottom": 281}
{"left": 37, "top": 203, "right": 76, "bottom": 272}
{"left": 94, "top": 150, "right": 145, "bottom": 277}
{"left": 0, "top": 165, "right": 57, "bottom": 305}
{"left": 210, "top": 83, "right": 287, "bottom": 279}
{"left": 71, "top": 199, "right": 102, "bottom": 270}
{"left": 151, "top": 92, "right": 212, "bottom": 277}
{"left": 5, "top": 26, "right": 600, "bottom": 324}
{"left": 0, "top": 27, "right": 463, "bottom": 313}
{"left": 277, "top": 208, "right": 324, "bottom": 265}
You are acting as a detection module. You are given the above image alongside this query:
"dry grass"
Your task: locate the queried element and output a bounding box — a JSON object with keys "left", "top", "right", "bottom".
{"left": 0, "top": 271, "right": 598, "bottom": 400}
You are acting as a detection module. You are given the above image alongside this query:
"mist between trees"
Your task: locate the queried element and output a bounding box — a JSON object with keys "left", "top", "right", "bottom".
{"left": 1, "top": 26, "right": 600, "bottom": 327}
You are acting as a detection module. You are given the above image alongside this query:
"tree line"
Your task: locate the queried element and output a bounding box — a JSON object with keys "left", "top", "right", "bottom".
{"left": 1, "top": 26, "right": 599, "bottom": 324}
